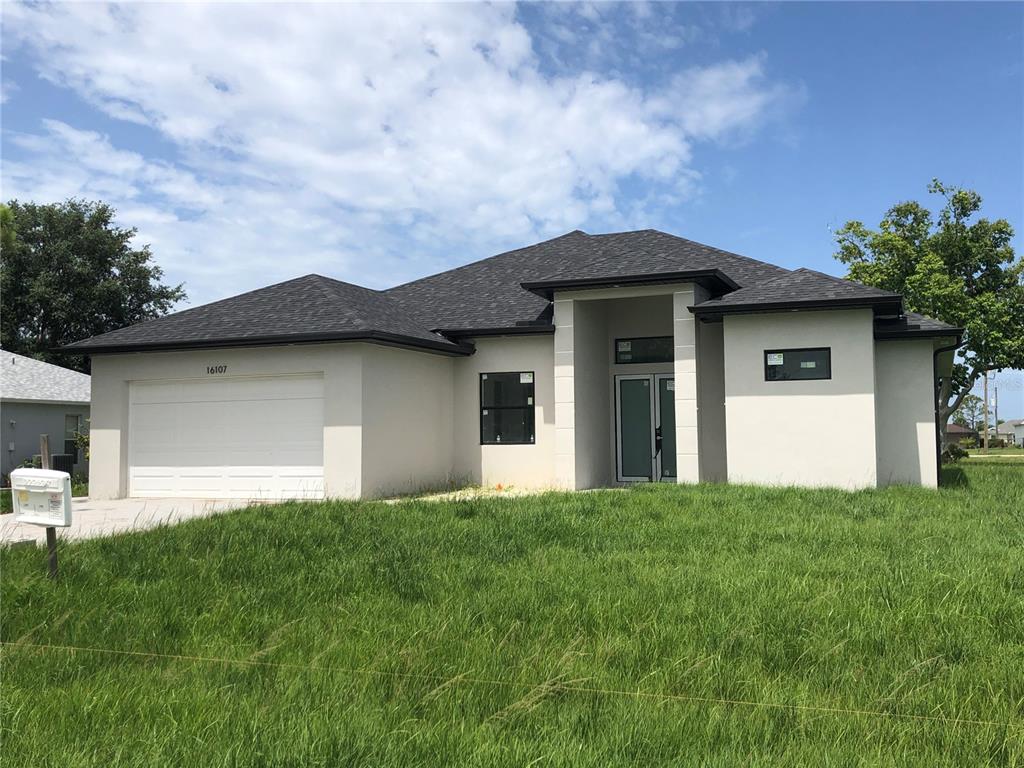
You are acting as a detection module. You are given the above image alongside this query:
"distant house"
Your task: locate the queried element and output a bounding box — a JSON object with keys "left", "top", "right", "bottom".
{"left": 994, "top": 419, "right": 1022, "bottom": 446}
{"left": 1012, "top": 419, "right": 1024, "bottom": 446}
{"left": 1, "top": 351, "right": 90, "bottom": 481}
{"left": 946, "top": 423, "right": 979, "bottom": 444}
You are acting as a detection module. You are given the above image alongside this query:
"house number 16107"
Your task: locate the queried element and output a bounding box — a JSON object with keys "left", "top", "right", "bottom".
{"left": 206, "top": 365, "right": 228, "bottom": 375}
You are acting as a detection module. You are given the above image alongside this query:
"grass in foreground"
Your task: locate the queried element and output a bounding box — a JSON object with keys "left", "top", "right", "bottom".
{"left": 2, "top": 466, "right": 1022, "bottom": 767}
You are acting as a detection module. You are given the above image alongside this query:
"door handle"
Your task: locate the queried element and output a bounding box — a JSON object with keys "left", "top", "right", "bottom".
{"left": 654, "top": 425, "right": 663, "bottom": 455}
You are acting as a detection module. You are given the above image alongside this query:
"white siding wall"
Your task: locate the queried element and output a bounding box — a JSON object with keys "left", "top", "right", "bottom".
{"left": 452, "top": 335, "right": 556, "bottom": 489}
{"left": 874, "top": 340, "right": 938, "bottom": 487}
{"left": 360, "top": 345, "right": 454, "bottom": 497}
{"left": 723, "top": 309, "right": 878, "bottom": 489}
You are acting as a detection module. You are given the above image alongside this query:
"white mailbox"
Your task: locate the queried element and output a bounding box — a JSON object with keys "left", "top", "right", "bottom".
{"left": 11, "top": 468, "right": 73, "bottom": 527}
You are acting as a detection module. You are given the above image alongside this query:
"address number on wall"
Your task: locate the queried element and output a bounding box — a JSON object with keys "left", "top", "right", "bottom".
{"left": 206, "top": 365, "right": 228, "bottom": 375}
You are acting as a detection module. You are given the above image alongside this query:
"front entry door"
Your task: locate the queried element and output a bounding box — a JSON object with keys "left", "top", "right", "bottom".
{"left": 615, "top": 374, "right": 676, "bottom": 482}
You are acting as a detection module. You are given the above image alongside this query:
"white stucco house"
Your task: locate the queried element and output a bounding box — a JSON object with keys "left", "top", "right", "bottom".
{"left": 1, "top": 351, "right": 91, "bottom": 480}
{"left": 63, "top": 229, "right": 962, "bottom": 500}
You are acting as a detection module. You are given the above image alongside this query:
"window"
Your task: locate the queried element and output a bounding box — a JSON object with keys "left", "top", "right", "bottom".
{"left": 615, "top": 337, "right": 673, "bottom": 364}
{"left": 764, "top": 348, "right": 831, "bottom": 381}
{"left": 64, "top": 414, "right": 82, "bottom": 460}
{"left": 480, "top": 372, "right": 535, "bottom": 444}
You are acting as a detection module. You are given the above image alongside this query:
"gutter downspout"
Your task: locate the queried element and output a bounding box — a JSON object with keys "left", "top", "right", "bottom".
{"left": 933, "top": 339, "right": 965, "bottom": 486}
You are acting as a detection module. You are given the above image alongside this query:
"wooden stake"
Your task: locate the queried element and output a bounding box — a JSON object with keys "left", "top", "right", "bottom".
{"left": 39, "top": 434, "right": 58, "bottom": 580}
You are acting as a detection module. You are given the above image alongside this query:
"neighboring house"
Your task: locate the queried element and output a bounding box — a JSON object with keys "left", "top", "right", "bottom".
{"left": 62, "top": 229, "right": 962, "bottom": 500}
{"left": 1011, "top": 419, "right": 1024, "bottom": 446}
{"left": 946, "top": 423, "right": 979, "bottom": 444}
{"left": 993, "top": 420, "right": 1020, "bottom": 446}
{"left": 1, "top": 351, "right": 91, "bottom": 481}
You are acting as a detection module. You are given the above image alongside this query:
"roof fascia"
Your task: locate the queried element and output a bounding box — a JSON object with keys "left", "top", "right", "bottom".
{"left": 60, "top": 330, "right": 474, "bottom": 357}
{"left": 521, "top": 269, "right": 739, "bottom": 300}
{"left": 690, "top": 296, "right": 903, "bottom": 318}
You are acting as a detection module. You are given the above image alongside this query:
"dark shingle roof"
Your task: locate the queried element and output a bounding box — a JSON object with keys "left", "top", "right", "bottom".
{"left": 873, "top": 312, "right": 962, "bottom": 339}
{"left": 62, "top": 275, "right": 470, "bottom": 355}
{"left": 692, "top": 268, "right": 902, "bottom": 315}
{"left": 62, "top": 229, "right": 959, "bottom": 355}
{"left": 386, "top": 229, "right": 790, "bottom": 332}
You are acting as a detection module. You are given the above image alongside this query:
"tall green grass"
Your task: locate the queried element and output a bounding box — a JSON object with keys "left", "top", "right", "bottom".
{"left": 2, "top": 465, "right": 1022, "bottom": 766}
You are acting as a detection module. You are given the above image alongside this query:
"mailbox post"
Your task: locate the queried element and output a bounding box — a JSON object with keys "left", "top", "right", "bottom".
{"left": 11, "top": 435, "right": 72, "bottom": 579}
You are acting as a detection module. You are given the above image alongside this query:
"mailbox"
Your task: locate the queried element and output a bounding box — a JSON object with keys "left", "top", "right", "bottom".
{"left": 11, "top": 468, "right": 73, "bottom": 527}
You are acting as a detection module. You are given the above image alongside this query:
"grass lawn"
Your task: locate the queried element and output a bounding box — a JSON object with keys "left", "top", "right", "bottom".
{"left": 2, "top": 466, "right": 1022, "bottom": 766}
{"left": 966, "top": 448, "right": 1024, "bottom": 464}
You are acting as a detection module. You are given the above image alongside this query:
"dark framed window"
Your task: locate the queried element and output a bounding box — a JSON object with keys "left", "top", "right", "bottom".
{"left": 615, "top": 336, "right": 673, "bottom": 364}
{"left": 764, "top": 348, "right": 831, "bottom": 381}
{"left": 480, "top": 372, "right": 535, "bottom": 444}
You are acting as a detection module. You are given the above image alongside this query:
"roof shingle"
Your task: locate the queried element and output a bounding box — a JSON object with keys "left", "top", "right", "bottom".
{"left": 60, "top": 229, "right": 958, "bottom": 354}
{"left": 1, "top": 351, "right": 91, "bottom": 403}
{"left": 62, "top": 275, "right": 468, "bottom": 354}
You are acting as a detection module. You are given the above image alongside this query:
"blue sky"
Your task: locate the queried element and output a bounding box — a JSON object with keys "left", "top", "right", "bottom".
{"left": 3, "top": 2, "right": 1022, "bottom": 414}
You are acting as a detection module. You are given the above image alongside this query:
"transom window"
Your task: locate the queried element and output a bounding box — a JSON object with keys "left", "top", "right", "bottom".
{"left": 615, "top": 337, "right": 673, "bottom": 364}
{"left": 764, "top": 348, "right": 831, "bottom": 381}
{"left": 480, "top": 372, "right": 535, "bottom": 444}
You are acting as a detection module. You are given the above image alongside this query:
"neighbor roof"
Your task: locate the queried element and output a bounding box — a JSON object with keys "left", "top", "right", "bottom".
{"left": 61, "top": 229, "right": 958, "bottom": 355}
{"left": 945, "top": 423, "right": 978, "bottom": 434}
{"left": 1, "top": 351, "right": 91, "bottom": 403}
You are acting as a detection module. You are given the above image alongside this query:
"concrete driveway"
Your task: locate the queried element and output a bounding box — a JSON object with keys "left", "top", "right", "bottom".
{"left": 1, "top": 497, "right": 252, "bottom": 545}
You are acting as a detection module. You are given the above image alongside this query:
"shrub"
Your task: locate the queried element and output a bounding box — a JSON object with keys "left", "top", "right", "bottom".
{"left": 941, "top": 443, "right": 968, "bottom": 463}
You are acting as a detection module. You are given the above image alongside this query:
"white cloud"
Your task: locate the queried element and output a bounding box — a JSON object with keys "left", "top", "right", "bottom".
{"left": 2, "top": 2, "right": 801, "bottom": 306}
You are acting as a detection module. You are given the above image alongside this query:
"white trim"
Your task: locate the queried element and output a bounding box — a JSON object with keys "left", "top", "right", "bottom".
{"left": 0, "top": 398, "right": 91, "bottom": 406}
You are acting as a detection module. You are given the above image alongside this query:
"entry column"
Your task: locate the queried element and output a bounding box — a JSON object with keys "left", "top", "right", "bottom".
{"left": 672, "top": 286, "right": 706, "bottom": 483}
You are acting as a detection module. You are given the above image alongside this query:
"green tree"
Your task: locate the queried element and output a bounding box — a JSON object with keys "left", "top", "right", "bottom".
{"left": 834, "top": 180, "right": 1024, "bottom": 445}
{"left": 0, "top": 204, "right": 15, "bottom": 255}
{"left": 952, "top": 393, "right": 984, "bottom": 431}
{"left": 1, "top": 199, "right": 185, "bottom": 372}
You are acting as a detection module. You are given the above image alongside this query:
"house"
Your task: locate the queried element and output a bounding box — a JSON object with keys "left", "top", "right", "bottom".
{"left": 1, "top": 351, "right": 91, "bottom": 481}
{"left": 1011, "top": 419, "right": 1024, "bottom": 446}
{"left": 993, "top": 420, "right": 1021, "bottom": 446}
{"left": 62, "top": 229, "right": 962, "bottom": 500}
{"left": 945, "top": 423, "right": 979, "bottom": 445}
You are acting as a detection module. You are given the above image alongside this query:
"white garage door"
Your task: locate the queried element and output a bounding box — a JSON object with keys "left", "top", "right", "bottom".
{"left": 129, "top": 374, "right": 325, "bottom": 499}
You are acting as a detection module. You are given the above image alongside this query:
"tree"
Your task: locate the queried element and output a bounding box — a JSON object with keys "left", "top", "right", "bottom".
{"left": 0, "top": 204, "right": 15, "bottom": 255}
{"left": 952, "top": 393, "right": 984, "bottom": 431}
{"left": 834, "top": 180, "right": 1024, "bottom": 447}
{"left": 1, "top": 199, "right": 185, "bottom": 372}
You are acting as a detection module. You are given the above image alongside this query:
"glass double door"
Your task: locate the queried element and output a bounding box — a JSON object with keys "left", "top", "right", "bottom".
{"left": 615, "top": 374, "right": 676, "bottom": 482}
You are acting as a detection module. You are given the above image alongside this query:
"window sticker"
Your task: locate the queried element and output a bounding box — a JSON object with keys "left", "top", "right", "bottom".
{"left": 617, "top": 341, "right": 632, "bottom": 352}
{"left": 800, "top": 361, "right": 817, "bottom": 369}
{"left": 527, "top": 396, "right": 533, "bottom": 405}
{"left": 520, "top": 372, "right": 534, "bottom": 384}
{"left": 666, "top": 381, "right": 675, "bottom": 391}
{"left": 482, "top": 409, "right": 489, "bottom": 415}
{"left": 766, "top": 353, "right": 784, "bottom": 366}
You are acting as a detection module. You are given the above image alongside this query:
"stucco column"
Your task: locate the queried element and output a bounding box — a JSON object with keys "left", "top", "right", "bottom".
{"left": 673, "top": 286, "right": 706, "bottom": 483}
{"left": 553, "top": 298, "right": 576, "bottom": 489}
